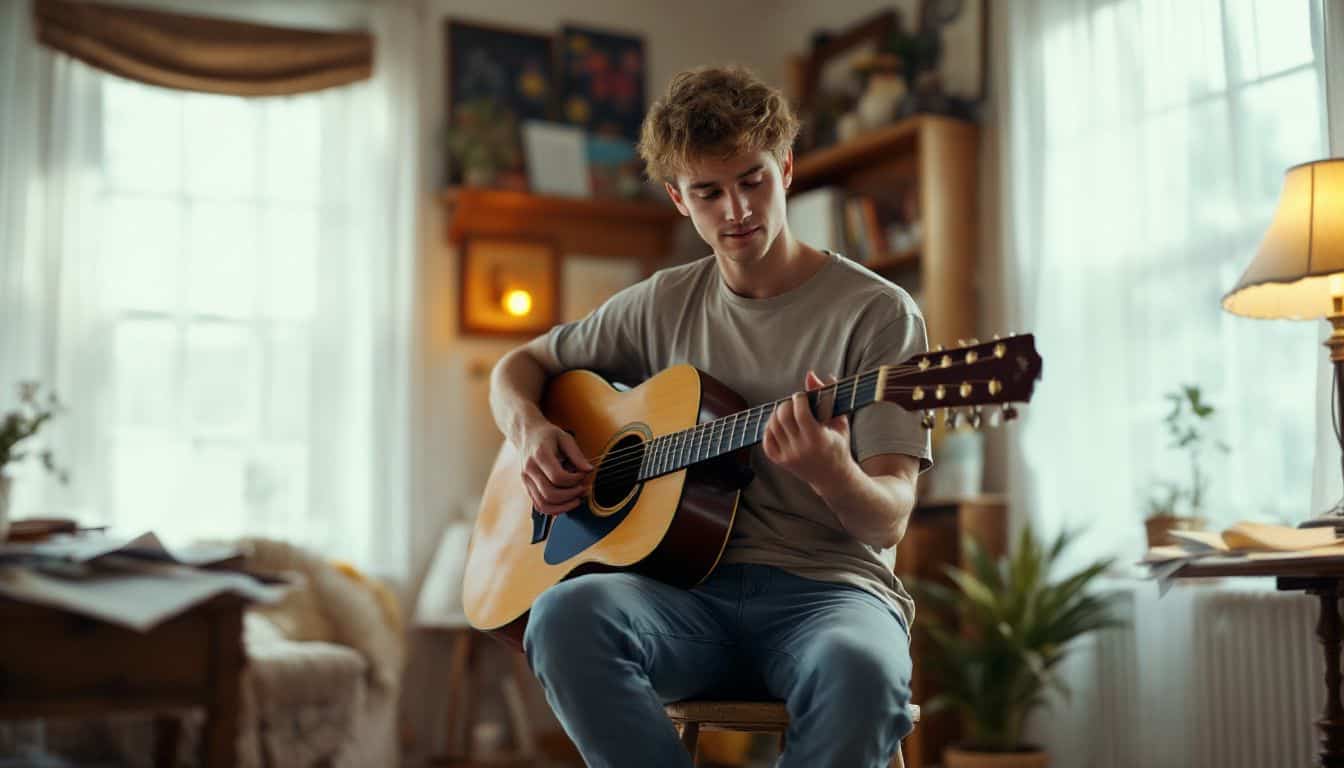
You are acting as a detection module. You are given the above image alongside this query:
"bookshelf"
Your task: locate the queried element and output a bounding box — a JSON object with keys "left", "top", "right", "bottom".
{"left": 793, "top": 115, "right": 987, "bottom": 768}
{"left": 790, "top": 115, "right": 979, "bottom": 351}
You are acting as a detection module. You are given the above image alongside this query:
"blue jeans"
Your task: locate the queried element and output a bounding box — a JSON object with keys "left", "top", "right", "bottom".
{"left": 523, "top": 563, "right": 914, "bottom": 768}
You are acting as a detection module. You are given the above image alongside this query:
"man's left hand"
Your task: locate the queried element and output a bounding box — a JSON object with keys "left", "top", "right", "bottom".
{"left": 762, "top": 370, "right": 853, "bottom": 493}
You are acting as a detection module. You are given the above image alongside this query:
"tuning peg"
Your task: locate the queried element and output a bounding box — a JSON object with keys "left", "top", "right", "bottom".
{"left": 933, "top": 344, "right": 944, "bottom": 352}
{"left": 944, "top": 409, "right": 959, "bottom": 429}
{"left": 969, "top": 406, "right": 983, "bottom": 430}
{"left": 957, "top": 338, "right": 967, "bottom": 347}
{"left": 968, "top": 338, "right": 980, "bottom": 346}
{"left": 992, "top": 333, "right": 1001, "bottom": 341}
{"left": 1002, "top": 403, "right": 1019, "bottom": 422}
{"left": 920, "top": 411, "right": 935, "bottom": 431}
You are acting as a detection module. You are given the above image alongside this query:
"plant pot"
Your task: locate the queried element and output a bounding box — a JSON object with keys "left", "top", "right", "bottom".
{"left": 944, "top": 746, "right": 1050, "bottom": 768}
{"left": 1145, "top": 514, "right": 1207, "bottom": 548}
{"left": 0, "top": 475, "right": 10, "bottom": 543}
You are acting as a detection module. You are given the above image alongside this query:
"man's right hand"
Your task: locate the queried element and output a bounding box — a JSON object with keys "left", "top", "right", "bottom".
{"left": 520, "top": 423, "right": 594, "bottom": 516}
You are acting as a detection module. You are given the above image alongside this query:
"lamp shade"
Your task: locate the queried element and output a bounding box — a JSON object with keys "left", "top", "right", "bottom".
{"left": 1223, "top": 159, "right": 1344, "bottom": 320}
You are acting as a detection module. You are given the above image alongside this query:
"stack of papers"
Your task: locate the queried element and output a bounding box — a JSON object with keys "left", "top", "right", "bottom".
{"left": 1143, "top": 522, "right": 1344, "bottom": 593}
{"left": 0, "top": 531, "right": 285, "bottom": 631}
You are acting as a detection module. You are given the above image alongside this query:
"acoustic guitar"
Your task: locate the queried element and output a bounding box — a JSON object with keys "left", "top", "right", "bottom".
{"left": 464, "top": 334, "right": 1043, "bottom": 648}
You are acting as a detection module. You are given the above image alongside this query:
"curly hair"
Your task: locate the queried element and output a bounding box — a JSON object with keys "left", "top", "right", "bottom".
{"left": 637, "top": 65, "right": 800, "bottom": 184}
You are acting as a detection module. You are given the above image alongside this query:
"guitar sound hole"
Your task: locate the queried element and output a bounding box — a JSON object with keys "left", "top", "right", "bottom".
{"left": 593, "top": 434, "right": 645, "bottom": 508}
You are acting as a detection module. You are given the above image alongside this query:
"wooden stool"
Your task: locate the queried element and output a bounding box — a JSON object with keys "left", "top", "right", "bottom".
{"left": 664, "top": 700, "right": 920, "bottom": 767}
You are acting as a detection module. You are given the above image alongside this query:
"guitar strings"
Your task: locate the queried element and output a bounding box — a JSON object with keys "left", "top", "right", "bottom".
{"left": 581, "top": 369, "right": 1003, "bottom": 481}
{"left": 588, "top": 379, "right": 1011, "bottom": 495}
{"left": 577, "top": 368, "right": 891, "bottom": 473}
{"left": 581, "top": 373, "right": 1013, "bottom": 488}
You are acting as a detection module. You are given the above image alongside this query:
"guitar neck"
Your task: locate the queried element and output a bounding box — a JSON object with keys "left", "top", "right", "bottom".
{"left": 635, "top": 369, "right": 885, "bottom": 481}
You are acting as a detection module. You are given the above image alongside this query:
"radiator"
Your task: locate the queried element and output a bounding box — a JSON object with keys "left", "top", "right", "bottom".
{"left": 1189, "top": 589, "right": 1324, "bottom": 768}
{"left": 1074, "top": 587, "right": 1326, "bottom": 768}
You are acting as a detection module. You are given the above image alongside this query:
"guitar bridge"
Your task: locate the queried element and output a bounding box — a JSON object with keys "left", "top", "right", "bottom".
{"left": 530, "top": 510, "right": 554, "bottom": 544}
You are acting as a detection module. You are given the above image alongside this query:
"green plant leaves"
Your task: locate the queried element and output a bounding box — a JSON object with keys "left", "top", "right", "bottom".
{"left": 912, "top": 526, "right": 1126, "bottom": 753}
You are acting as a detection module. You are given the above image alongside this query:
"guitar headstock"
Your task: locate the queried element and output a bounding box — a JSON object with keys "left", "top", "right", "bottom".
{"left": 877, "top": 334, "right": 1043, "bottom": 430}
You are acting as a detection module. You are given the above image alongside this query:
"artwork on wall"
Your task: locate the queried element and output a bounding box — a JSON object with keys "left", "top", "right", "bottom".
{"left": 458, "top": 237, "right": 560, "bottom": 336}
{"left": 558, "top": 25, "right": 646, "bottom": 142}
{"left": 444, "top": 20, "right": 557, "bottom": 187}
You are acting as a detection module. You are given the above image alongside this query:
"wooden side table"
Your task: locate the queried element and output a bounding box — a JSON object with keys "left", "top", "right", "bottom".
{"left": 1171, "top": 557, "right": 1344, "bottom": 768}
{"left": 0, "top": 593, "right": 247, "bottom": 767}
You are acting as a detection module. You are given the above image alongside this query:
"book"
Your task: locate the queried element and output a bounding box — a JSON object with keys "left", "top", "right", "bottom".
{"left": 787, "top": 187, "right": 845, "bottom": 254}
{"left": 1167, "top": 522, "right": 1341, "bottom": 553}
{"left": 843, "top": 197, "right": 872, "bottom": 263}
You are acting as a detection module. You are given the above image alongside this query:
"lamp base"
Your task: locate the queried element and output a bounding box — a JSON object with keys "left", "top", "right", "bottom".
{"left": 1299, "top": 501, "right": 1344, "bottom": 533}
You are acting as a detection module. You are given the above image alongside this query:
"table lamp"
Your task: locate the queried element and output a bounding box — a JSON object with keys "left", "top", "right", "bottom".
{"left": 1223, "top": 158, "right": 1344, "bottom": 528}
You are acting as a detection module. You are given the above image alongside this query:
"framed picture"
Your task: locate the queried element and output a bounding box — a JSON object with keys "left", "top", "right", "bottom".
{"left": 458, "top": 237, "right": 561, "bottom": 336}
{"left": 558, "top": 24, "right": 646, "bottom": 142}
{"left": 444, "top": 20, "right": 557, "bottom": 185}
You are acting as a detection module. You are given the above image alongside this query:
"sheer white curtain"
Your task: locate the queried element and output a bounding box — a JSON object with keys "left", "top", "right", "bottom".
{"left": 995, "top": 0, "right": 1328, "bottom": 764}
{"left": 1000, "top": 0, "right": 1327, "bottom": 563}
{"left": 0, "top": 1, "right": 421, "bottom": 579}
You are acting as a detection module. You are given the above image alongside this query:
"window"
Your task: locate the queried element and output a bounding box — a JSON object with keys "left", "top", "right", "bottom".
{"left": 95, "top": 79, "right": 330, "bottom": 545}
{"left": 1010, "top": 0, "right": 1326, "bottom": 555}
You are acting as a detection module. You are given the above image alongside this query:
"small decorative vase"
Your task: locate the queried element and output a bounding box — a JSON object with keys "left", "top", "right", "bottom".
{"left": 856, "top": 72, "right": 907, "bottom": 131}
{"left": 0, "top": 474, "right": 10, "bottom": 543}
{"left": 944, "top": 746, "right": 1051, "bottom": 768}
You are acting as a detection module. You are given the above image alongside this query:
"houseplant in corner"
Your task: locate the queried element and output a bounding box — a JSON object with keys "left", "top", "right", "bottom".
{"left": 916, "top": 526, "right": 1125, "bottom": 768}
{"left": 1143, "top": 384, "right": 1228, "bottom": 547}
{"left": 0, "top": 381, "right": 69, "bottom": 541}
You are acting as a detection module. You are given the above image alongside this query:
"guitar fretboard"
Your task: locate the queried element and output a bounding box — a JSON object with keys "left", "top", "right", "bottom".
{"left": 635, "top": 370, "right": 882, "bottom": 481}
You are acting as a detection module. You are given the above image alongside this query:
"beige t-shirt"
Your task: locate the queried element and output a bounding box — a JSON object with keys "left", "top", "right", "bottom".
{"left": 546, "top": 250, "right": 932, "bottom": 627}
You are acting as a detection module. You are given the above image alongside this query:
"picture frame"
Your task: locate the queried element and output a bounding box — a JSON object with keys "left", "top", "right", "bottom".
{"left": 444, "top": 19, "right": 557, "bottom": 186}
{"left": 558, "top": 24, "right": 646, "bottom": 142}
{"left": 458, "top": 236, "right": 561, "bottom": 336}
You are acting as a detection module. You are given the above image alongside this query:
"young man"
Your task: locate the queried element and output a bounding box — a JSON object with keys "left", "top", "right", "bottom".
{"left": 489, "top": 65, "right": 930, "bottom": 768}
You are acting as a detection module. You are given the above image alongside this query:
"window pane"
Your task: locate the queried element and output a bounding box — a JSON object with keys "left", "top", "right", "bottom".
{"left": 102, "top": 196, "right": 181, "bottom": 312}
{"left": 113, "top": 319, "right": 179, "bottom": 429}
{"left": 1238, "top": 68, "right": 1325, "bottom": 211}
{"left": 1139, "top": 0, "right": 1226, "bottom": 110}
{"left": 187, "top": 201, "right": 258, "bottom": 317}
{"left": 268, "top": 324, "right": 311, "bottom": 441}
{"left": 263, "top": 97, "right": 321, "bottom": 203}
{"left": 110, "top": 429, "right": 187, "bottom": 535}
{"left": 264, "top": 207, "right": 317, "bottom": 318}
{"left": 246, "top": 443, "right": 309, "bottom": 535}
{"left": 186, "top": 440, "right": 248, "bottom": 534}
{"left": 183, "top": 93, "right": 258, "bottom": 200}
{"left": 103, "top": 78, "right": 181, "bottom": 192}
{"left": 185, "top": 322, "right": 260, "bottom": 436}
{"left": 1252, "top": 0, "right": 1315, "bottom": 77}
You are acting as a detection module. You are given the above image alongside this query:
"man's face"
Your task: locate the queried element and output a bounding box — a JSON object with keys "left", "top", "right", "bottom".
{"left": 666, "top": 148, "right": 792, "bottom": 266}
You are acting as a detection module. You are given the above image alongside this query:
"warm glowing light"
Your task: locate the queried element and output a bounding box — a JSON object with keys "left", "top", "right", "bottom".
{"left": 502, "top": 289, "right": 533, "bottom": 317}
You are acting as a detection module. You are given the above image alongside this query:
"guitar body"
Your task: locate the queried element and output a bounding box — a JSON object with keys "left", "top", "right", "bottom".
{"left": 462, "top": 364, "right": 753, "bottom": 649}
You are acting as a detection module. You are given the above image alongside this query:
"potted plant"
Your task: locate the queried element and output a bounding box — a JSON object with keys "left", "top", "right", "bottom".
{"left": 1143, "top": 384, "right": 1228, "bottom": 548}
{"left": 0, "top": 381, "right": 69, "bottom": 541}
{"left": 916, "top": 526, "right": 1126, "bottom": 768}
{"left": 445, "top": 98, "right": 522, "bottom": 188}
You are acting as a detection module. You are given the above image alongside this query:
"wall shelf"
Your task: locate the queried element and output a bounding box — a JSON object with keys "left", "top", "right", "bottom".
{"left": 439, "top": 187, "right": 682, "bottom": 274}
